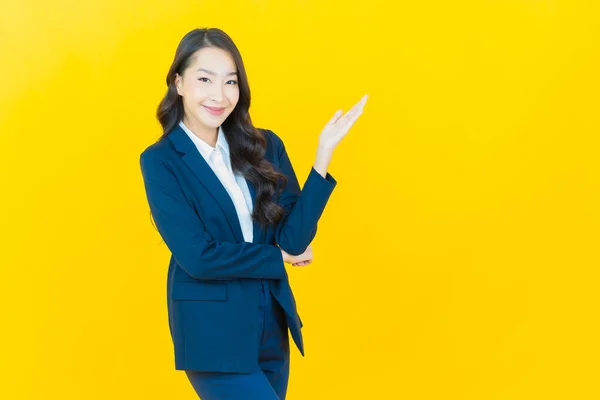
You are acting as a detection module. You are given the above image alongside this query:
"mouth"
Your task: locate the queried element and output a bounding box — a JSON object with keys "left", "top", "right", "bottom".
{"left": 202, "top": 105, "right": 226, "bottom": 116}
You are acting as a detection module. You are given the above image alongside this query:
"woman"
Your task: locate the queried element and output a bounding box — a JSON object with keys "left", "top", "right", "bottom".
{"left": 139, "top": 27, "right": 367, "bottom": 399}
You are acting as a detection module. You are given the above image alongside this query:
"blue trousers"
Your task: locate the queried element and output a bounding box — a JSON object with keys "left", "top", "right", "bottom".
{"left": 185, "top": 280, "right": 291, "bottom": 399}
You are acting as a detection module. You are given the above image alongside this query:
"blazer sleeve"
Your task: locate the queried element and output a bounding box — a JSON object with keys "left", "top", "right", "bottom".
{"left": 271, "top": 131, "right": 338, "bottom": 256}
{"left": 140, "top": 150, "right": 287, "bottom": 280}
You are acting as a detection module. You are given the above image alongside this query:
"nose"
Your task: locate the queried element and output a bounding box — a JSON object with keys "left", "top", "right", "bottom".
{"left": 209, "top": 84, "right": 225, "bottom": 103}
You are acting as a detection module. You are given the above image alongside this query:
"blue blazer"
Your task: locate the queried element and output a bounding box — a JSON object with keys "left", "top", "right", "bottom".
{"left": 139, "top": 125, "right": 337, "bottom": 372}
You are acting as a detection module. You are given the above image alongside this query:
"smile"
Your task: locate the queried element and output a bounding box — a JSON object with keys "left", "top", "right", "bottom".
{"left": 202, "top": 105, "right": 226, "bottom": 116}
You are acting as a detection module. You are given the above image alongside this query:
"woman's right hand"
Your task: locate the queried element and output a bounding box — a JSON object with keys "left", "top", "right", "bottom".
{"left": 281, "top": 245, "right": 313, "bottom": 267}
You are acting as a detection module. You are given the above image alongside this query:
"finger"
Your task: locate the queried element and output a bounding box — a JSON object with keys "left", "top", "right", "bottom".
{"left": 338, "top": 110, "right": 358, "bottom": 128}
{"left": 350, "top": 95, "right": 368, "bottom": 117}
{"left": 344, "top": 101, "right": 366, "bottom": 127}
{"left": 351, "top": 94, "right": 368, "bottom": 111}
{"left": 338, "top": 96, "right": 367, "bottom": 124}
{"left": 327, "top": 110, "right": 344, "bottom": 125}
{"left": 347, "top": 108, "right": 364, "bottom": 127}
{"left": 342, "top": 105, "right": 356, "bottom": 120}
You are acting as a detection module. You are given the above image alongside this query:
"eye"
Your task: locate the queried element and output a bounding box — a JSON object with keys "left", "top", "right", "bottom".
{"left": 198, "top": 77, "right": 210, "bottom": 82}
{"left": 227, "top": 80, "right": 238, "bottom": 85}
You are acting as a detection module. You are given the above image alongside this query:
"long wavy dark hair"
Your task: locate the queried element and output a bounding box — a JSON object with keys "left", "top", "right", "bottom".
{"left": 156, "top": 28, "right": 288, "bottom": 228}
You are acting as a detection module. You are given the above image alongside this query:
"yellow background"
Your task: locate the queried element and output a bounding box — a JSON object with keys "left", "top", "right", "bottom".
{"left": 1, "top": 0, "right": 599, "bottom": 398}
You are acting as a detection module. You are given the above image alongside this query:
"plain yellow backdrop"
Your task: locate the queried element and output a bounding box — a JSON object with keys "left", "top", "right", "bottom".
{"left": 1, "top": 0, "right": 599, "bottom": 398}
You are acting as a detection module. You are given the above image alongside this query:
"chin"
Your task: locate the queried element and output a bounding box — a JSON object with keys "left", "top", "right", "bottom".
{"left": 197, "top": 109, "right": 233, "bottom": 128}
{"left": 193, "top": 115, "right": 222, "bottom": 128}
{"left": 197, "top": 118, "right": 223, "bottom": 129}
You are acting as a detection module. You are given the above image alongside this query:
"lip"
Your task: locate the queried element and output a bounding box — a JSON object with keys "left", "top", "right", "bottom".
{"left": 202, "top": 105, "right": 226, "bottom": 116}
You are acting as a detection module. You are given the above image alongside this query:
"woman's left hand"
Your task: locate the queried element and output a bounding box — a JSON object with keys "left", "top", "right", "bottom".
{"left": 318, "top": 94, "right": 368, "bottom": 151}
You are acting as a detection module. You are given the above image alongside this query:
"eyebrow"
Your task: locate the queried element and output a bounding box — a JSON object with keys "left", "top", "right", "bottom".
{"left": 196, "top": 68, "right": 237, "bottom": 77}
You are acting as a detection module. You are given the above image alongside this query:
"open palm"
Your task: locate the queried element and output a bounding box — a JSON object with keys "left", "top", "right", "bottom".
{"left": 319, "top": 94, "right": 368, "bottom": 150}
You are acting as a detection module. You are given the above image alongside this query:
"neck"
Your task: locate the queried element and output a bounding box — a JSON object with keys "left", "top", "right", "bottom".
{"left": 182, "top": 116, "right": 218, "bottom": 147}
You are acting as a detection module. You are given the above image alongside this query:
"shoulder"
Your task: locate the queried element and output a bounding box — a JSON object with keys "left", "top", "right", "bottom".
{"left": 140, "top": 134, "right": 178, "bottom": 160}
{"left": 257, "top": 127, "right": 286, "bottom": 156}
{"left": 139, "top": 136, "right": 178, "bottom": 176}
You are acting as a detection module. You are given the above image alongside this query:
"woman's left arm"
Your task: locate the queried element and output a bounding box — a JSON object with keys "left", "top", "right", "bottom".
{"left": 273, "top": 137, "right": 337, "bottom": 256}
{"left": 274, "top": 94, "right": 368, "bottom": 255}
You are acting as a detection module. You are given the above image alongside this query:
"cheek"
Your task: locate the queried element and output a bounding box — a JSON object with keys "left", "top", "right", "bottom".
{"left": 226, "top": 86, "right": 240, "bottom": 106}
{"left": 181, "top": 82, "right": 205, "bottom": 100}
{"left": 189, "top": 85, "right": 209, "bottom": 102}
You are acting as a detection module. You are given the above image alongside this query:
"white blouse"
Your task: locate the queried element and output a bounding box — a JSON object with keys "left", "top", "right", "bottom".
{"left": 179, "top": 120, "right": 254, "bottom": 243}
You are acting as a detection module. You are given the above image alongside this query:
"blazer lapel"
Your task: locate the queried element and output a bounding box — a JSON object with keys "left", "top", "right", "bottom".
{"left": 168, "top": 125, "right": 245, "bottom": 243}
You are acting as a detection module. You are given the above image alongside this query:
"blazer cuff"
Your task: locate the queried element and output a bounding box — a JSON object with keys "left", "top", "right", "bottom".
{"left": 308, "top": 166, "right": 337, "bottom": 187}
{"left": 302, "top": 167, "right": 337, "bottom": 206}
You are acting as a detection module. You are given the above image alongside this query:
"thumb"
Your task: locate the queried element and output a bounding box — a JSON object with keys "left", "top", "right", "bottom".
{"left": 327, "top": 110, "right": 343, "bottom": 125}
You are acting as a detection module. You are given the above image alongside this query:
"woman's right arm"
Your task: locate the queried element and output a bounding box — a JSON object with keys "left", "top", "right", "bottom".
{"left": 140, "top": 150, "right": 286, "bottom": 281}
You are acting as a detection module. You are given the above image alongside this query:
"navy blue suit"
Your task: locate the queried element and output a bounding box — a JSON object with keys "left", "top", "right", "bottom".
{"left": 139, "top": 125, "right": 336, "bottom": 379}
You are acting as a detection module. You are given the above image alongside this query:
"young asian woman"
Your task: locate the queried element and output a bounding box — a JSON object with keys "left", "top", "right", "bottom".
{"left": 139, "top": 27, "right": 367, "bottom": 400}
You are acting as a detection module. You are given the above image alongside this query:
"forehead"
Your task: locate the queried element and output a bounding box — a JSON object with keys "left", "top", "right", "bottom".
{"left": 188, "top": 47, "right": 236, "bottom": 72}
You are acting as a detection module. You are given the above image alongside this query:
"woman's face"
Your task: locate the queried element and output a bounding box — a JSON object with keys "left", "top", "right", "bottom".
{"left": 175, "top": 47, "right": 240, "bottom": 131}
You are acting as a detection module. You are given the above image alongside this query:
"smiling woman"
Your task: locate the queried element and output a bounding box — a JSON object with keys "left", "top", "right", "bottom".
{"left": 154, "top": 29, "right": 293, "bottom": 229}
{"left": 140, "top": 27, "right": 367, "bottom": 399}
{"left": 175, "top": 48, "right": 239, "bottom": 137}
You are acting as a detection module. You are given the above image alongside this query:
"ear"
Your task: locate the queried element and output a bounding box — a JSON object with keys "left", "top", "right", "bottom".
{"left": 174, "top": 73, "right": 182, "bottom": 96}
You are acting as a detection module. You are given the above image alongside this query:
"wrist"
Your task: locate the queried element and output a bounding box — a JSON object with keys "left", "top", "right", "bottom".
{"left": 314, "top": 146, "right": 333, "bottom": 177}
